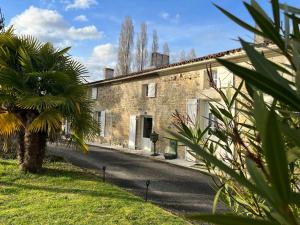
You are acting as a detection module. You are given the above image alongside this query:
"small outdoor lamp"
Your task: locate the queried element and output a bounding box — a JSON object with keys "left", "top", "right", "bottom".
{"left": 150, "top": 131, "right": 159, "bottom": 156}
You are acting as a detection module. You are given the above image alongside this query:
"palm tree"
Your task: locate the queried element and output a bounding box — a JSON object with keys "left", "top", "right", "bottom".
{"left": 0, "top": 28, "right": 98, "bottom": 172}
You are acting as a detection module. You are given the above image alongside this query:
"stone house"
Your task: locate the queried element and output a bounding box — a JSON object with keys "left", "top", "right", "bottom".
{"left": 87, "top": 43, "right": 286, "bottom": 160}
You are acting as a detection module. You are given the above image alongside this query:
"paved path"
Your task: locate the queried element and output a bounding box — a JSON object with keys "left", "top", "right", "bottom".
{"left": 48, "top": 145, "right": 225, "bottom": 214}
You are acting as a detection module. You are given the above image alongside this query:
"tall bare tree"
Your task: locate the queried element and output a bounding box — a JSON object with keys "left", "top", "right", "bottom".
{"left": 179, "top": 50, "right": 186, "bottom": 61}
{"left": 0, "top": 9, "right": 5, "bottom": 32}
{"left": 163, "top": 42, "right": 169, "bottom": 55}
{"left": 151, "top": 29, "right": 158, "bottom": 53}
{"left": 187, "top": 48, "right": 197, "bottom": 59}
{"left": 116, "top": 16, "right": 134, "bottom": 76}
{"left": 135, "top": 22, "right": 148, "bottom": 71}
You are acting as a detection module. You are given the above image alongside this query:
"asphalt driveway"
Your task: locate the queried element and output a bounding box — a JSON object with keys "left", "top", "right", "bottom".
{"left": 48, "top": 144, "right": 224, "bottom": 214}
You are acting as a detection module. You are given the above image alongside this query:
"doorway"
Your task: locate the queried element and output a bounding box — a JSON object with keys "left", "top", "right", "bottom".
{"left": 141, "top": 116, "right": 153, "bottom": 151}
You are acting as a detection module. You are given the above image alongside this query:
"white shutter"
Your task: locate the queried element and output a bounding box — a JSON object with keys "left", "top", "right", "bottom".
{"left": 100, "top": 111, "right": 106, "bottom": 137}
{"left": 91, "top": 87, "right": 97, "bottom": 100}
{"left": 187, "top": 99, "right": 198, "bottom": 127}
{"left": 147, "top": 83, "right": 156, "bottom": 97}
{"left": 128, "top": 115, "right": 137, "bottom": 149}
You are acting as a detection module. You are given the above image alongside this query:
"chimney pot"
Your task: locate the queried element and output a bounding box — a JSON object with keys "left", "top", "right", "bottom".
{"left": 103, "top": 67, "right": 114, "bottom": 79}
{"left": 151, "top": 52, "right": 169, "bottom": 68}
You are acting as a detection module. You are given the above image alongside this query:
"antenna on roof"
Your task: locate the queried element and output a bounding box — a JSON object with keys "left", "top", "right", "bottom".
{"left": 0, "top": 8, "right": 5, "bottom": 32}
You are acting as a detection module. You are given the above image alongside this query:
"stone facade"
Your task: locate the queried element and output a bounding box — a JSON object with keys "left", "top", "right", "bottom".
{"left": 88, "top": 47, "right": 287, "bottom": 160}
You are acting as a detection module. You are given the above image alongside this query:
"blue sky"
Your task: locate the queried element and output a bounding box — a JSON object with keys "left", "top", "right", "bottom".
{"left": 0, "top": 0, "right": 299, "bottom": 81}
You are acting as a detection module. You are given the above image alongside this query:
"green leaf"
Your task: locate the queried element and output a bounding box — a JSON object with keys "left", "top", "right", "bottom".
{"left": 240, "top": 39, "right": 291, "bottom": 90}
{"left": 244, "top": 2, "right": 285, "bottom": 51}
{"left": 246, "top": 158, "right": 280, "bottom": 206}
{"left": 251, "top": 0, "right": 273, "bottom": 24}
{"left": 287, "top": 147, "right": 300, "bottom": 163}
{"left": 170, "top": 132, "right": 260, "bottom": 194}
{"left": 213, "top": 186, "right": 224, "bottom": 214}
{"left": 271, "top": 0, "right": 280, "bottom": 32}
{"left": 217, "top": 58, "right": 300, "bottom": 111}
{"left": 253, "top": 92, "right": 268, "bottom": 141}
{"left": 214, "top": 4, "right": 264, "bottom": 37}
{"left": 229, "top": 80, "right": 244, "bottom": 108}
{"left": 263, "top": 109, "right": 290, "bottom": 203}
{"left": 279, "top": 4, "right": 300, "bottom": 15}
{"left": 281, "top": 123, "right": 300, "bottom": 148}
{"left": 186, "top": 214, "right": 274, "bottom": 225}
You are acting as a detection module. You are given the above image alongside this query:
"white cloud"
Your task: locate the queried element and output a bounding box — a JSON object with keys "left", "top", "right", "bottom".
{"left": 9, "top": 6, "right": 102, "bottom": 47}
{"left": 159, "top": 11, "right": 180, "bottom": 23}
{"left": 74, "top": 15, "right": 88, "bottom": 22}
{"left": 66, "top": 0, "right": 97, "bottom": 10}
{"left": 84, "top": 44, "right": 117, "bottom": 81}
{"left": 160, "top": 12, "right": 170, "bottom": 20}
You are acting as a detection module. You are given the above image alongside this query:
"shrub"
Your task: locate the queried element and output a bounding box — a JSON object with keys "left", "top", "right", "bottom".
{"left": 172, "top": 1, "right": 300, "bottom": 224}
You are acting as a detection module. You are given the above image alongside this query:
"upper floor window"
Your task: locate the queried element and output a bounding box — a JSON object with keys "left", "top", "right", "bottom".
{"left": 91, "top": 87, "right": 97, "bottom": 100}
{"left": 210, "top": 70, "right": 219, "bottom": 88}
{"left": 142, "top": 83, "right": 156, "bottom": 98}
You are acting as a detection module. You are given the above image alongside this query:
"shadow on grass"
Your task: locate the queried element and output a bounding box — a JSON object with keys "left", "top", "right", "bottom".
{"left": 0, "top": 160, "right": 17, "bottom": 166}
{"left": 0, "top": 181, "right": 141, "bottom": 203}
{"left": 39, "top": 167, "right": 102, "bottom": 182}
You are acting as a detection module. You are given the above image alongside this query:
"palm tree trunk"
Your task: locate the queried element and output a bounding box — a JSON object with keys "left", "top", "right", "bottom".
{"left": 21, "top": 129, "right": 40, "bottom": 173}
{"left": 20, "top": 112, "right": 47, "bottom": 173}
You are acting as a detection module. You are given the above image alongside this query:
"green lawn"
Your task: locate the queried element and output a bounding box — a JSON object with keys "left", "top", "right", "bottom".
{"left": 0, "top": 159, "right": 188, "bottom": 225}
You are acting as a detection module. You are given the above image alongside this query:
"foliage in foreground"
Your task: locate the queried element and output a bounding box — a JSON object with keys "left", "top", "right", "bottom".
{"left": 0, "top": 159, "right": 187, "bottom": 225}
{"left": 172, "top": 0, "right": 300, "bottom": 224}
{"left": 0, "top": 28, "right": 98, "bottom": 172}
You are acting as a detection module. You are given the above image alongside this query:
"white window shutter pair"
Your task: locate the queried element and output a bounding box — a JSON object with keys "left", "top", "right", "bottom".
{"left": 147, "top": 83, "right": 156, "bottom": 97}
{"left": 91, "top": 87, "right": 97, "bottom": 100}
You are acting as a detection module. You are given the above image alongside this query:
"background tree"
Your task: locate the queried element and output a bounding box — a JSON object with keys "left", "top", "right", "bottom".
{"left": 150, "top": 29, "right": 159, "bottom": 66}
{"left": 0, "top": 28, "right": 97, "bottom": 172}
{"left": 135, "top": 22, "right": 148, "bottom": 71}
{"left": 187, "top": 48, "right": 197, "bottom": 59}
{"left": 116, "top": 16, "right": 134, "bottom": 75}
{"left": 163, "top": 42, "right": 169, "bottom": 56}
{"left": 0, "top": 9, "right": 4, "bottom": 32}
{"left": 179, "top": 50, "right": 186, "bottom": 61}
{"left": 151, "top": 29, "right": 158, "bottom": 54}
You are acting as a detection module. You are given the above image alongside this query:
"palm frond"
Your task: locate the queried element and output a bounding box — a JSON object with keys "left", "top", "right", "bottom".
{"left": 0, "top": 111, "right": 23, "bottom": 136}
{"left": 16, "top": 95, "right": 66, "bottom": 112}
{"left": 28, "top": 109, "right": 63, "bottom": 133}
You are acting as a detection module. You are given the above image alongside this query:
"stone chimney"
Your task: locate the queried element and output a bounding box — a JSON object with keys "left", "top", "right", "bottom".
{"left": 103, "top": 67, "right": 114, "bottom": 79}
{"left": 151, "top": 52, "right": 169, "bottom": 68}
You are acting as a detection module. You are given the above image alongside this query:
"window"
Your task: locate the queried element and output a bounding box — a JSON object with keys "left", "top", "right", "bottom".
{"left": 142, "top": 83, "right": 156, "bottom": 98}
{"left": 210, "top": 70, "right": 219, "bottom": 88}
{"left": 143, "top": 117, "right": 153, "bottom": 138}
{"left": 142, "top": 84, "right": 149, "bottom": 97}
{"left": 91, "top": 87, "right": 97, "bottom": 100}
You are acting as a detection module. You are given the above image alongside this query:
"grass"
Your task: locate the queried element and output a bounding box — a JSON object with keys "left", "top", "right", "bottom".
{"left": 0, "top": 159, "right": 189, "bottom": 225}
